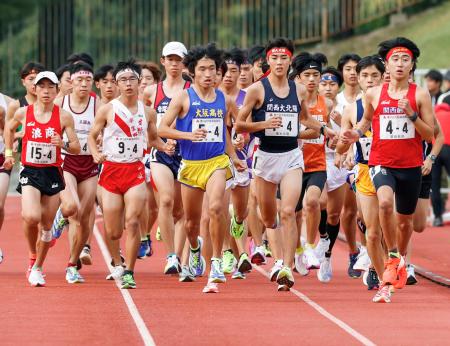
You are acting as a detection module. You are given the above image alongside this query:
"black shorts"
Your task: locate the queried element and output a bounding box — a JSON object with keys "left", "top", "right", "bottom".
{"left": 419, "top": 172, "right": 432, "bottom": 199}
{"left": 153, "top": 151, "right": 182, "bottom": 179}
{"left": 295, "top": 171, "right": 327, "bottom": 212}
{"left": 0, "top": 154, "right": 12, "bottom": 176}
{"left": 17, "top": 165, "right": 65, "bottom": 196}
{"left": 370, "top": 166, "right": 421, "bottom": 215}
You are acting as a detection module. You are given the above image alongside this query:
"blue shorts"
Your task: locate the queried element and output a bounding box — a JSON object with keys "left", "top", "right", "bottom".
{"left": 154, "top": 151, "right": 182, "bottom": 179}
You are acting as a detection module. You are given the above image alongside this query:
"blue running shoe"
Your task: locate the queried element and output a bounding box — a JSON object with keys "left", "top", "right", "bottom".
{"left": 189, "top": 236, "right": 206, "bottom": 277}
{"left": 137, "top": 240, "right": 149, "bottom": 259}
{"left": 146, "top": 236, "right": 153, "bottom": 257}
{"left": 348, "top": 252, "right": 361, "bottom": 278}
{"left": 52, "top": 208, "right": 69, "bottom": 239}
{"left": 208, "top": 258, "right": 226, "bottom": 283}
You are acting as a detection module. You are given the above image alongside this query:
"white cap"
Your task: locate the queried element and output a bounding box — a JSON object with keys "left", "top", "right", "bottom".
{"left": 162, "top": 41, "right": 187, "bottom": 58}
{"left": 34, "top": 71, "right": 59, "bottom": 85}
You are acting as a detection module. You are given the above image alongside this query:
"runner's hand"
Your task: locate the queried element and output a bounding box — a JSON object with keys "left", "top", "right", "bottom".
{"left": 164, "top": 139, "right": 176, "bottom": 156}
{"left": 397, "top": 98, "right": 414, "bottom": 116}
{"left": 324, "top": 127, "right": 336, "bottom": 140}
{"left": 93, "top": 152, "right": 106, "bottom": 164}
{"left": 51, "top": 135, "right": 63, "bottom": 148}
{"left": 334, "top": 152, "right": 344, "bottom": 168}
{"left": 233, "top": 133, "right": 245, "bottom": 151}
{"left": 2, "top": 156, "right": 14, "bottom": 170}
{"left": 233, "top": 158, "right": 246, "bottom": 172}
{"left": 422, "top": 158, "right": 432, "bottom": 176}
{"left": 191, "top": 128, "right": 207, "bottom": 141}
{"left": 328, "top": 135, "right": 339, "bottom": 150}
{"left": 265, "top": 116, "right": 282, "bottom": 129}
{"left": 340, "top": 129, "right": 359, "bottom": 144}
{"left": 343, "top": 153, "right": 355, "bottom": 170}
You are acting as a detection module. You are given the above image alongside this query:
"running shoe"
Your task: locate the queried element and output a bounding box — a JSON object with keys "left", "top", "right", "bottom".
{"left": 156, "top": 226, "right": 162, "bottom": 241}
{"left": 179, "top": 265, "right": 195, "bottom": 282}
{"left": 237, "top": 253, "right": 252, "bottom": 273}
{"left": 202, "top": 282, "right": 219, "bottom": 293}
{"left": 353, "top": 246, "right": 371, "bottom": 272}
{"left": 106, "top": 265, "right": 124, "bottom": 280}
{"left": 121, "top": 272, "right": 136, "bottom": 289}
{"left": 263, "top": 239, "right": 272, "bottom": 257}
{"left": 294, "top": 252, "right": 309, "bottom": 276}
{"left": 372, "top": 284, "right": 391, "bottom": 303}
{"left": 51, "top": 208, "right": 69, "bottom": 239}
{"left": 314, "top": 238, "right": 330, "bottom": 263}
{"left": 231, "top": 270, "right": 246, "bottom": 279}
{"left": 222, "top": 249, "right": 237, "bottom": 274}
{"left": 276, "top": 266, "right": 294, "bottom": 288}
{"left": 348, "top": 252, "right": 361, "bottom": 278}
{"left": 382, "top": 256, "right": 406, "bottom": 287}
{"left": 433, "top": 216, "right": 444, "bottom": 227}
{"left": 0, "top": 247, "right": 3, "bottom": 264}
{"left": 250, "top": 245, "right": 266, "bottom": 265}
{"left": 65, "top": 266, "right": 85, "bottom": 284}
{"left": 26, "top": 257, "right": 37, "bottom": 278}
{"left": 406, "top": 264, "right": 418, "bottom": 285}
{"left": 277, "top": 284, "right": 290, "bottom": 291}
{"left": 270, "top": 259, "right": 283, "bottom": 282}
{"left": 80, "top": 245, "right": 93, "bottom": 265}
{"left": 164, "top": 254, "right": 180, "bottom": 275}
{"left": 189, "top": 237, "right": 206, "bottom": 277}
{"left": 393, "top": 257, "right": 408, "bottom": 289}
{"left": 137, "top": 240, "right": 150, "bottom": 259}
{"left": 367, "top": 267, "right": 380, "bottom": 290}
{"left": 208, "top": 258, "right": 226, "bottom": 284}
{"left": 317, "top": 257, "right": 332, "bottom": 283}
{"left": 28, "top": 268, "right": 46, "bottom": 287}
{"left": 303, "top": 244, "right": 320, "bottom": 269}
{"left": 146, "top": 236, "right": 153, "bottom": 257}
{"left": 230, "top": 215, "right": 245, "bottom": 239}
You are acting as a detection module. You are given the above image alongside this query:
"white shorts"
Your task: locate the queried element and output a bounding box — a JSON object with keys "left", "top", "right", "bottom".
{"left": 252, "top": 148, "right": 304, "bottom": 184}
{"left": 143, "top": 152, "right": 151, "bottom": 184}
{"left": 326, "top": 158, "right": 347, "bottom": 192}
{"left": 231, "top": 159, "right": 251, "bottom": 189}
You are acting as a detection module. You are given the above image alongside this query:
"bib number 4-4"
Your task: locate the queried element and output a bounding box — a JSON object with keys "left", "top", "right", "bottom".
{"left": 380, "top": 114, "right": 415, "bottom": 140}
{"left": 265, "top": 112, "right": 298, "bottom": 137}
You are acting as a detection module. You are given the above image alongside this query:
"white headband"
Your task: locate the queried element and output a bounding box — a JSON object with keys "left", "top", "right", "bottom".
{"left": 115, "top": 68, "right": 140, "bottom": 80}
{"left": 70, "top": 70, "right": 93, "bottom": 80}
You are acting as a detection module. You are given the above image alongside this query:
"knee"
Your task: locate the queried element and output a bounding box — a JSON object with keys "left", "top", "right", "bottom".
{"left": 280, "top": 205, "right": 295, "bottom": 221}
{"left": 413, "top": 222, "right": 426, "bottom": 233}
{"left": 305, "top": 198, "right": 320, "bottom": 213}
{"left": 327, "top": 211, "right": 340, "bottom": 225}
{"left": 366, "top": 230, "right": 381, "bottom": 245}
{"left": 22, "top": 212, "right": 40, "bottom": 227}
{"left": 61, "top": 202, "right": 77, "bottom": 217}
{"left": 173, "top": 209, "right": 184, "bottom": 223}
{"left": 125, "top": 217, "right": 140, "bottom": 233}
{"left": 208, "top": 201, "right": 222, "bottom": 219}
{"left": 378, "top": 199, "right": 393, "bottom": 215}
{"left": 159, "top": 195, "right": 173, "bottom": 210}
{"left": 398, "top": 219, "right": 412, "bottom": 233}
{"left": 185, "top": 218, "right": 200, "bottom": 235}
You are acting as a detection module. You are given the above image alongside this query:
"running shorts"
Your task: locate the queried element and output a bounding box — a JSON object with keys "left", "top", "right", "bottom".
{"left": 17, "top": 165, "right": 65, "bottom": 196}
{"left": 63, "top": 155, "right": 99, "bottom": 183}
{"left": 99, "top": 161, "right": 145, "bottom": 195}
{"left": 252, "top": 147, "right": 304, "bottom": 185}
{"left": 355, "top": 163, "right": 376, "bottom": 196}
{"left": 0, "top": 154, "right": 12, "bottom": 176}
{"left": 370, "top": 165, "right": 422, "bottom": 215}
{"left": 178, "top": 154, "right": 233, "bottom": 191}
{"left": 151, "top": 150, "right": 182, "bottom": 179}
{"left": 295, "top": 170, "right": 327, "bottom": 212}
{"left": 326, "top": 158, "right": 347, "bottom": 192}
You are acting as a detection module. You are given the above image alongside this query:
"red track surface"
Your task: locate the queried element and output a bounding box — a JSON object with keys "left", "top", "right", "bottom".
{"left": 1, "top": 196, "right": 450, "bottom": 346}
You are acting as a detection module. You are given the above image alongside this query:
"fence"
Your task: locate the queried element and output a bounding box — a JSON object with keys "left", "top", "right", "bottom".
{"left": 0, "top": 0, "right": 443, "bottom": 95}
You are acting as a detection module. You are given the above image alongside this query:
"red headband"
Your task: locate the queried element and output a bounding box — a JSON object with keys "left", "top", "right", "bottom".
{"left": 266, "top": 47, "right": 292, "bottom": 59}
{"left": 386, "top": 47, "right": 413, "bottom": 61}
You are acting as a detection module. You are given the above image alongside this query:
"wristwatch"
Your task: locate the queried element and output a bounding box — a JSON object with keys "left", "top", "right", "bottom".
{"left": 427, "top": 154, "right": 436, "bottom": 164}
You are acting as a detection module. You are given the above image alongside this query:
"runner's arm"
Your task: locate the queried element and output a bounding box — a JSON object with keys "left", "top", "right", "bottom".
{"left": 143, "top": 84, "right": 156, "bottom": 107}
{"left": 422, "top": 117, "right": 444, "bottom": 176}
{"left": 411, "top": 88, "right": 434, "bottom": 143}
{"left": 3, "top": 108, "right": 26, "bottom": 169}
{"left": 88, "top": 103, "right": 109, "bottom": 163}
{"left": 146, "top": 107, "right": 174, "bottom": 154}
{"left": 60, "top": 109, "right": 80, "bottom": 154}
{"left": 299, "top": 99, "right": 336, "bottom": 140}
{"left": 225, "top": 97, "right": 246, "bottom": 172}
{"left": 336, "top": 103, "right": 355, "bottom": 154}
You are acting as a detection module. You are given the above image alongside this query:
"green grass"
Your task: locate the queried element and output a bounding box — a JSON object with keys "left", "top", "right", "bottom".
{"left": 309, "top": 1, "right": 450, "bottom": 68}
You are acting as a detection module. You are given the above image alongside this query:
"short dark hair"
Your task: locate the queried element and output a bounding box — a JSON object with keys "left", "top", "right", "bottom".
{"left": 70, "top": 61, "right": 94, "bottom": 75}
{"left": 265, "top": 37, "right": 294, "bottom": 57}
{"left": 94, "top": 64, "right": 114, "bottom": 82}
{"left": 356, "top": 55, "right": 385, "bottom": 75}
{"left": 337, "top": 53, "right": 362, "bottom": 72}
{"left": 138, "top": 61, "right": 162, "bottom": 83}
{"left": 183, "top": 43, "right": 224, "bottom": 75}
{"left": 20, "top": 61, "right": 45, "bottom": 79}
{"left": 66, "top": 52, "right": 94, "bottom": 68}
{"left": 290, "top": 52, "right": 328, "bottom": 78}
{"left": 321, "top": 66, "right": 343, "bottom": 87}
{"left": 55, "top": 64, "right": 72, "bottom": 80}
{"left": 224, "top": 47, "right": 246, "bottom": 68}
{"left": 113, "top": 59, "right": 142, "bottom": 79}
{"left": 424, "top": 69, "right": 443, "bottom": 83}
{"left": 218, "top": 61, "right": 228, "bottom": 76}
{"left": 247, "top": 45, "right": 266, "bottom": 64}
{"left": 378, "top": 37, "right": 420, "bottom": 62}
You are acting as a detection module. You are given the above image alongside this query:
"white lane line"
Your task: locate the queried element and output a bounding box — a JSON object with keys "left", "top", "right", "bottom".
{"left": 253, "top": 266, "right": 376, "bottom": 346}
{"left": 93, "top": 223, "right": 156, "bottom": 346}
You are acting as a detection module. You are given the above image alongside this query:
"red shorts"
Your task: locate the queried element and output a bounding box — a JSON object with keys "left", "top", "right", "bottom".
{"left": 99, "top": 161, "right": 145, "bottom": 195}
{"left": 63, "top": 155, "right": 99, "bottom": 183}
{"left": 0, "top": 154, "right": 12, "bottom": 175}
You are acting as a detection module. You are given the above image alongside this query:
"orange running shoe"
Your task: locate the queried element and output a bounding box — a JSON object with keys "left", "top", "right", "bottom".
{"left": 382, "top": 256, "right": 406, "bottom": 286}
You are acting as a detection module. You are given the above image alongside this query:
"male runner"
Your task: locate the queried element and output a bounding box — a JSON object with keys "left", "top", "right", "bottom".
{"left": 4, "top": 71, "right": 80, "bottom": 286}
{"left": 94, "top": 64, "right": 118, "bottom": 104}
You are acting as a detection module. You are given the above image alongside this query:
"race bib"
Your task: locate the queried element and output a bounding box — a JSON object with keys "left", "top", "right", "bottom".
{"left": 111, "top": 136, "right": 143, "bottom": 160}
{"left": 380, "top": 114, "right": 415, "bottom": 140}
{"left": 26, "top": 141, "right": 56, "bottom": 164}
{"left": 300, "top": 121, "right": 325, "bottom": 145}
{"left": 264, "top": 112, "right": 298, "bottom": 137}
{"left": 359, "top": 137, "right": 372, "bottom": 161}
{"left": 192, "top": 118, "right": 223, "bottom": 143}
{"left": 78, "top": 134, "right": 90, "bottom": 155}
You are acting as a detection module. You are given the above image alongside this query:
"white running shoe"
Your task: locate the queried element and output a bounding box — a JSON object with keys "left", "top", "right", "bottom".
{"left": 0, "top": 247, "right": 3, "bottom": 264}
{"left": 353, "top": 246, "right": 371, "bottom": 272}
{"left": 317, "top": 257, "right": 332, "bottom": 283}
{"left": 303, "top": 245, "right": 320, "bottom": 269}
{"left": 269, "top": 259, "right": 284, "bottom": 282}
{"left": 80, "top": 246, "right": 93, "bottom": 265}
{"left": 314, "top": 238, "right": 330, "bottom": 263}
{"left": 66, "top": 266, "right": 85, "bottom": 284}
{"left": 28, "top": 268, "right": 46, "bottom": 287}
{"left": 250, "top": 245, "right": 266, "bottom": 265}
{"left": 202, "top": 282, "right": 219, "bottom": 293}
{"left": 294, "top": 252, "right": 309, "bottom": 276}
{"left": 106, "top": 265, "right": 124, "bottom": 280}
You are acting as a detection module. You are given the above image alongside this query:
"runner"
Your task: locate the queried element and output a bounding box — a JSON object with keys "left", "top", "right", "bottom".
{"left": 56, "top": 64, "right": 73, "bottom": 98}
{"left": 94, "top": 64, "right": 118, "bottom": 104}
{"left": 337, "top": 55, "right": 385, "bottom": 291}
{"left": 247, "top": 45, "right": 266, "bottom": 82}
{"left": 337, "top": 53, "right": 364, "bottom": 278}
{"left": 0, "top": 104, "right": 8, "bottom": 263}
{"left": 3, "top": 71, "right": 80, "bottom": 286}
{"left": 52, "top": 62, "right": 101, "bottom": 283}
{"left": 341, "top": 37, "right": 434, "bottom": 303}
{"left": 88, "top": 59, "right": 167, "bottom": 289}
{"left": 236, "top": 38, "right": 335, "bottom": 291}
{"left": 158, "top": 43, "right": 246, "bottom": 293}
{"left": 237, "top": 52, "right": 253, "bottom": 90}
{"left": 138, "top": 61, "right": 161, "bottom": 102}
{"left": 144, "top": 41, "right": 190, "bottom": 275}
